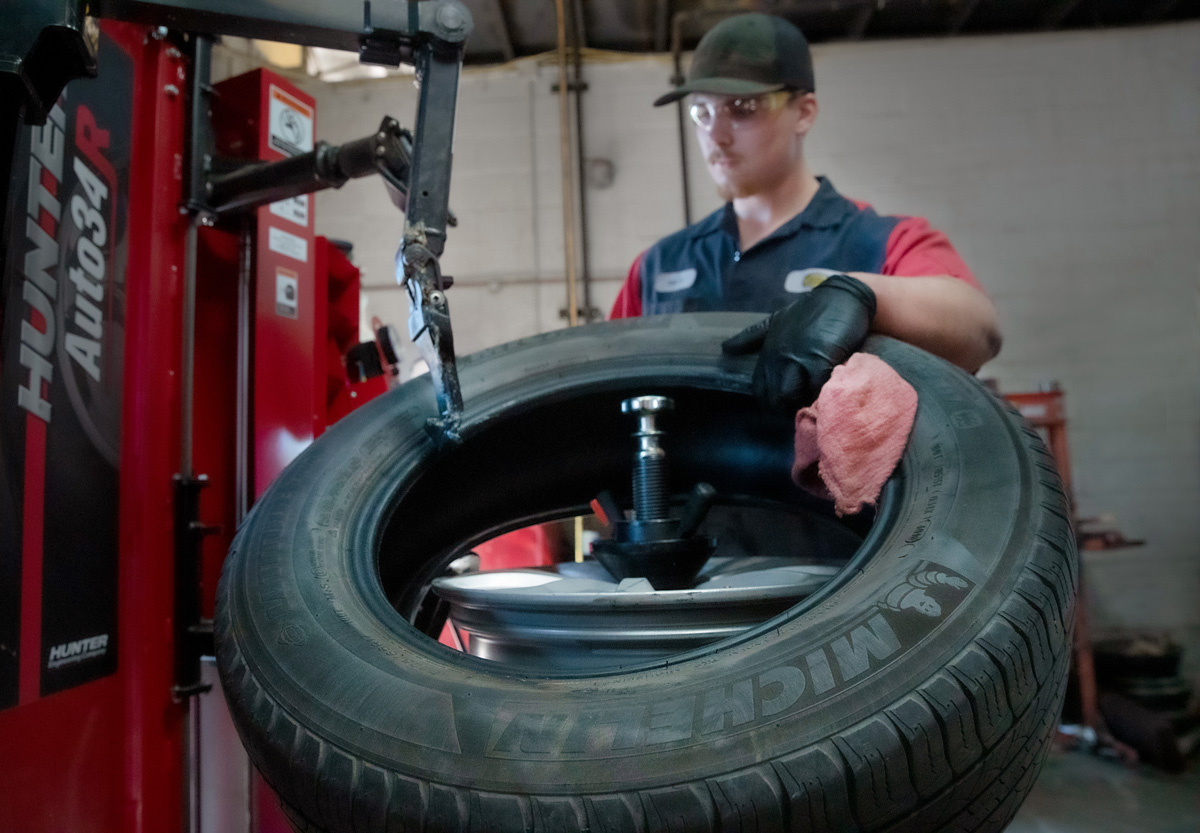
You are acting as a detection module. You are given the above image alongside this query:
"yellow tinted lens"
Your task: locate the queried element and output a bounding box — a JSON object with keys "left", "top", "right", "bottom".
{"left": 690, "top": 93, "right": 790, "bottom": 130}
{"left": 727, "top": 97, "right": 760, "bottom": 121}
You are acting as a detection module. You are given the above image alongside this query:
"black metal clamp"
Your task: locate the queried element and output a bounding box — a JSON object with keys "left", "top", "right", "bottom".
{"left": 591, "top": 396, "right": 719, "bottom": 589}
{"left": 396, "top": 20, "right": 470, "bottom": 441}
{"left": 172, "top": 474, "right": 219, "bottom": 699}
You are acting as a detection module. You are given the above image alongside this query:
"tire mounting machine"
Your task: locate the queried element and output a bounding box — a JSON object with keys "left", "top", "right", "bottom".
{"left": 1, "top": 1, "right": 474, "bottom": 830}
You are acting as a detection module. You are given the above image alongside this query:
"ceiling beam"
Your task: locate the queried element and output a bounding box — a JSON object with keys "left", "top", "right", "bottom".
{"left": 1144, "top": 0, "right": 1180, "bottom": 22}
{"left": 571, "top": 0, "right": 587, "bottom": 53}
{"left": 655, "top": 0, "right": 670, "bottom": 52}
{"left": 947, "top": 0, "right": 982, "bottom": 34}
{"left": 847, "top": 2, "right": 875, "bottom": 40}
{"left": 486, "top": 0, "right": 515, "bottom": 62}
{"left": 1041, "top": 0, "right": 1087, "bottom": 29}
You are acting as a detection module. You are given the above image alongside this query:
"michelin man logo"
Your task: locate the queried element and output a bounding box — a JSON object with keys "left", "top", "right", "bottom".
{"left": 882, "top": 570, "right": 970, "bottom": 618}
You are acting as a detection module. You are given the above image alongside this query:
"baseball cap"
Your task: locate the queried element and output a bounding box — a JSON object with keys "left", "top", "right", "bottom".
{"left": 654, "top": 13, "right": 815, "bottom": 107}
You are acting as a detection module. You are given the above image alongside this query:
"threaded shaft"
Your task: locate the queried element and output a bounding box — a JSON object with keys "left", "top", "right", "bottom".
{"left": 634, "top": 451, "right": 669, "bottom": 520}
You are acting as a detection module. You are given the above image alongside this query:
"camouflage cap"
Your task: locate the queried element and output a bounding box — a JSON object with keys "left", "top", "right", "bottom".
{"left": 654, "top": 13, "right": 815, "bottom": 107}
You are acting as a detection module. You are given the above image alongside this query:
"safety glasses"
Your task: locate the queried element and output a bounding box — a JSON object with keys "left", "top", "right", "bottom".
{"left": 688, "top": 91, "right": 795, "bottom": 131}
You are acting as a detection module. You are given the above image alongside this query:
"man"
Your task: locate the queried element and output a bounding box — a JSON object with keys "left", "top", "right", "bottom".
{"left": 610, "top": 13, "right": 1001, "bottom": 412}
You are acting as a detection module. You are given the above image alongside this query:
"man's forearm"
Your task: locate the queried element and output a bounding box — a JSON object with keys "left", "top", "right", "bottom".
{"left": 847, "top": 273, "right": 1002, "bottom": 373}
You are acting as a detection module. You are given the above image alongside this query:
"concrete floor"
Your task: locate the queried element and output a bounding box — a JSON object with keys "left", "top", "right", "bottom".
{"left": 1008, "top": 749, "right": 1200, "bottom": 832}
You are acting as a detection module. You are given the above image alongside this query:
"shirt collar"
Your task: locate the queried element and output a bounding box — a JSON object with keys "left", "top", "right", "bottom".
{"left": 689, "top": 176, "right": 855, "bottom": 243}
{"left": 793, "top": 177, "right": 856, "bottom": 230}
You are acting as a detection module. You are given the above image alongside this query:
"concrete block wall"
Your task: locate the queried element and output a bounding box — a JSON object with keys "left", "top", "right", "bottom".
{"left": 295, "top": 23, "right": 1200, "bottom": 645}
{"left": 799, "top": 26, "right": 1200, "bottom": 650}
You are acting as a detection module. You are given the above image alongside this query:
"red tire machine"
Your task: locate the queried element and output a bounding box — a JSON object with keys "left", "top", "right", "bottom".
{"left": 0, "top": 3, "right": 473, "bottom": 831}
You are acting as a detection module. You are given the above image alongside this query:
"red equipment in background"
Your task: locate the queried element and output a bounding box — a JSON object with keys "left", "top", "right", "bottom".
{"left": 0, "top": 27, "right": 379, "bottom": 832}
{"left": 318, "top": 237, "right": 384, "bottom": 425}
{"left": 1003, "top": 387, "right": 1143, "bottom": 761}
{"left": 206, "top": 70, "right": 319, "bottom": 499}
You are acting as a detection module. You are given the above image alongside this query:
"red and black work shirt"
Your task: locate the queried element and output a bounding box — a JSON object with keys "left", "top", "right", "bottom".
{"left": 610, "top": 177, "right": 981, "bottom": 319}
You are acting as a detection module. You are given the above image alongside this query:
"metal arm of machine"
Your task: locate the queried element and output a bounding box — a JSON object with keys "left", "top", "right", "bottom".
{"left": 3, "top": 0, "right": 468, "bottom": 128}
{"left": 3, "top": 0, "right": 474, "bottom": 438}
{"left": 209, "top": 116, "right": 396, "bottom": 213}
{"left": 203, "top": 117, "right": 459, "bottom": 224}
{"left": 92, "top": 0, "right": 472, "bottom": 66}
{"left": 400, "top": 44, "right": 466, "bottom": 441}
{"left": 1, "top": 0, "right": 95, "bottom": 278}
{"left": 0, "top": 0, "right": 97, "bottom": 126}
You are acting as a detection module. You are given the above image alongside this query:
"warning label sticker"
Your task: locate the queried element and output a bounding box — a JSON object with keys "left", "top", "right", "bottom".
{"left": 275, "top": 268, "right": 299, "bottom": 319}
{"left": 268, "top": 85, "right": 313, "bottom": 158}
{"left": 268, "top": 226, "right": 308, "bottom": 263}
{"left": 269, "top": 194, "right": 309, "bottom": 227}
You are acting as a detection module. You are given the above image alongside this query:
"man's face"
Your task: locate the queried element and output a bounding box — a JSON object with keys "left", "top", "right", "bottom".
{"left": 691, "top": 92, "right": 814, "bottom": 200}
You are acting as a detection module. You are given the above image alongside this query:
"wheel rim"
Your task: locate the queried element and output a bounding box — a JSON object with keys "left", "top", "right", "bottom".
{"left": 373, "top": 383, "right": 903, "bottom": 676}
{"left": 431, "top": 557, "right": 842, "bottom": 670}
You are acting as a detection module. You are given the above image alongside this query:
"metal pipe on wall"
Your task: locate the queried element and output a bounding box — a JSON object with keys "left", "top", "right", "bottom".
{"left": 527, "top": 79, "right": 544, "bottom": 333}
{"left": 570, "top": 0, "right": 593, "bottom": 322}
{"left": 670, "top": 11, "right": 693, "bottom": 227}
{"left": 553, "top": 0, "right": 579, "bottom": 326}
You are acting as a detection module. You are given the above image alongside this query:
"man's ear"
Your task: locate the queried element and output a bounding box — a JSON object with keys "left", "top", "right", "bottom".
{"left": 794, "top": 92, "right": 818, "bottom": 137}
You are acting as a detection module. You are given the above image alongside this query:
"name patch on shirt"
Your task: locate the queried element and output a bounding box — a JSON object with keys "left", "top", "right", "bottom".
{"left": 784, "top": 268, "right": 840, "bottom": 293}
{"left": 654, "top": 268, "right": 697, "bottom": 293}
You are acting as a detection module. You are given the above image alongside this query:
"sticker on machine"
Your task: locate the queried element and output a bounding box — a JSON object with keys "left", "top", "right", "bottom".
{"left": 269, "top": 194, "right": 309, "bottom": 227}
{"left": 268, "top": 85, "right": 314, "bottom": 158}
{"left": 268, "top": 226, "right": 308, "bottom": 263}
{"left": 275, "top": 268, "right": 299, "bottom": 319}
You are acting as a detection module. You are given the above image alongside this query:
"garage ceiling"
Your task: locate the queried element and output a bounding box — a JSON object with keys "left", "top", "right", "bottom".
{"left": 459, "top": 0, "right": 1200, "bottom": 64}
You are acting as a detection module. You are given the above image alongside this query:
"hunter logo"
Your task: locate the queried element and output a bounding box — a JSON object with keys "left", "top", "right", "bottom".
{"left": 16, "top": 97, "right": 68, "bottom": 425}
{"left": 47, "top": 634, "right": 109, "bottom": 669}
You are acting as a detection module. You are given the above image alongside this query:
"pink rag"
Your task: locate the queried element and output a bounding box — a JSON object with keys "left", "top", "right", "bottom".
{"left": 792, "top": 352, "right": 918, "bottom": 516}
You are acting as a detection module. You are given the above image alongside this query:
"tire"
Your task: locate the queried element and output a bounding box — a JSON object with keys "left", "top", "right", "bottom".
{"left": 215, "top": 313, "right": 1077, "bottom": 833}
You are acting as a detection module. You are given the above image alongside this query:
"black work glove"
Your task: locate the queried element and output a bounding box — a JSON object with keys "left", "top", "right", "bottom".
{"left": 722, "top": 274, "right": 876, "bottom": 412}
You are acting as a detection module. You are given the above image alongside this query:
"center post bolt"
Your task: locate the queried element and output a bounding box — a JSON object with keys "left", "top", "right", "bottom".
{"left": 621, "top": 395, "right": 674, "bottom": 521}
